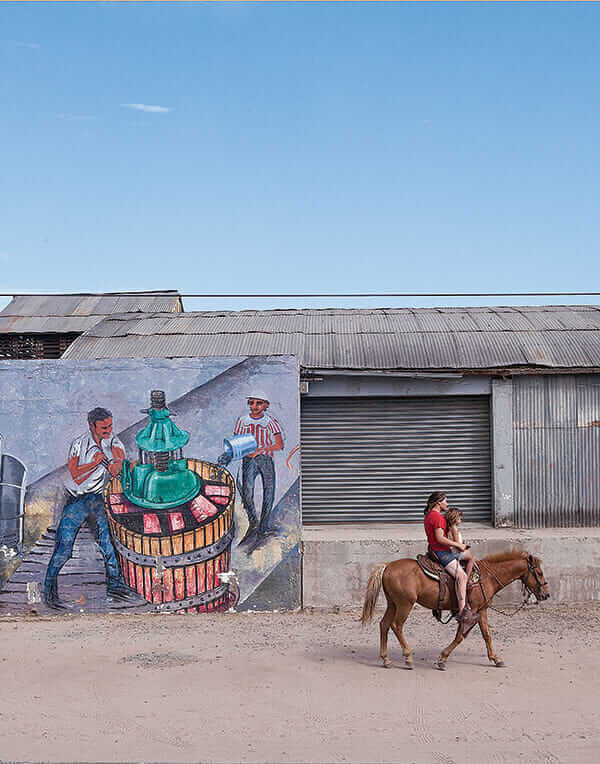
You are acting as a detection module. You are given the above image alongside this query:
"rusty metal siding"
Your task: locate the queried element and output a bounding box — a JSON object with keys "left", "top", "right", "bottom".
{"left": 513, "top": 374, "right": 600, "bottom": 527}
{"left": 0, "top": 333, "right": 80, "bottom": 359}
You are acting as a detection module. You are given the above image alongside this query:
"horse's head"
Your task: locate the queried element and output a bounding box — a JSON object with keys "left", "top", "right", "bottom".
{"left": 521, "top": 554, "right": 550, "bottom": 601}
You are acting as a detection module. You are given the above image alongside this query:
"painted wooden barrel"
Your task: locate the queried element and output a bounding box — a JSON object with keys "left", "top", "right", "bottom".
{"left": 104, "top": 459, "right": 234, "bottom": 613}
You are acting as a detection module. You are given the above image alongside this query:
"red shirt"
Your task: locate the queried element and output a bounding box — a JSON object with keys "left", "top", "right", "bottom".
{"left": 424, "top": 510, "right": 447, "bottom": 552}
{"left": 234, "top": 414, "right": 282, "bottom": 450}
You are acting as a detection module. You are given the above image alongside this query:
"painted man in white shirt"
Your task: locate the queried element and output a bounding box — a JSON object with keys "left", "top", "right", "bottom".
{"left": 231, "top": 392, "right": 284, "bottom": 546}
{"left": 44, "top": 407, "right": 132, "bottom": 607}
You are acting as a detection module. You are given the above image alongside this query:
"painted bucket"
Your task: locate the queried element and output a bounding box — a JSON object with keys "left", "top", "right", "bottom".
{"left": 223, "top": 433, "right": 257, "bottom": 461}
{"left": 104, "top": 459, "right": 235, "bottom": 613}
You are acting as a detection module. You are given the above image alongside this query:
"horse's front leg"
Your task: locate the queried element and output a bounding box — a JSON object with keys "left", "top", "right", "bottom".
{"left": 435, "top": 624, "right": 464, "bottom": 671}
{"left": 479, "top": 608, "right": 504, "bottom": 667}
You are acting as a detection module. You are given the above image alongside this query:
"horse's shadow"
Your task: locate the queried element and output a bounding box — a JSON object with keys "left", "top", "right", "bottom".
{"left": 309, "top": 642, "right": 495, "bottom": 670}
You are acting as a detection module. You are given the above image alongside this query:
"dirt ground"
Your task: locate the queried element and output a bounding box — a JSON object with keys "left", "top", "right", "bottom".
{"left": 0, "top": 603, "right": 598, "bottom": 764}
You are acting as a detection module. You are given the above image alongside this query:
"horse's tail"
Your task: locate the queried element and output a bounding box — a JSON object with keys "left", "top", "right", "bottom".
{"left": 361, "top": 564, "right": 387, "bottom": 626}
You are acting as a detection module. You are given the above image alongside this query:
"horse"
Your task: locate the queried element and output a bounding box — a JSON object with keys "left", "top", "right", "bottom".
{"left": 361, "top": 549, "right": 550, "bottom": 671}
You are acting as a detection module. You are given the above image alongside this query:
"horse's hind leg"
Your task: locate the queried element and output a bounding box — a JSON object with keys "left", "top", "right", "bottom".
{"left": 379, "top": 601, "right": 395, "bottom": 668}
{"left": 390, "top": 600, "right": 415, "bottom": 669}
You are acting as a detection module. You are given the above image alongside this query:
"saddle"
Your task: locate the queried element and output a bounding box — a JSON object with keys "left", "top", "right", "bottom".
{"left": 416, "top": 551, "right": 480, "bottom": 623}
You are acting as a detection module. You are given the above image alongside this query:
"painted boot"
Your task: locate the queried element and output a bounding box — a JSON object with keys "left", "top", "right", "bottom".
{"left": 44, "top": 578, "right": 64, "bottom": 609}
{"left": 107, "top": 579, "right": 137, "bottom": 601}
{"left": 238, "top": 521, "right": 258, "bottom": 546}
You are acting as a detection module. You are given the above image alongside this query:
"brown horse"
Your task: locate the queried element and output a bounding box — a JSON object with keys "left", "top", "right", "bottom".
{"left": 361, "top": 549, "right": 550, "bottom": 671}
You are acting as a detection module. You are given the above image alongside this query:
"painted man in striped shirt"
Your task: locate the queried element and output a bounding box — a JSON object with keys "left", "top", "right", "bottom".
{"left": 233, "top": 392, "right": 284, "bottom": 546}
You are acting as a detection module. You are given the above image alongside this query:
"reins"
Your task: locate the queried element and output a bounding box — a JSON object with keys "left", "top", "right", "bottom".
{"left": 477, "top": 559, "right": 536, "bottom": 618}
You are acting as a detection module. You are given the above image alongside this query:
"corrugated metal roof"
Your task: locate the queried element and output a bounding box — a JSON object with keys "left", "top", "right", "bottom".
{"left": 0, "top": 315, "right": 103, "bottom": 333}
{"left": 62, "top": 305, "right": 600, "bottom": 371}
{"left": 0, "top": 292, "right": 182, "bottom": 334}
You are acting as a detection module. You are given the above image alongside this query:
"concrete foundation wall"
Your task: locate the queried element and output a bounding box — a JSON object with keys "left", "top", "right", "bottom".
{"left": 302, "top": 524, "right": 600, "bottom": 609}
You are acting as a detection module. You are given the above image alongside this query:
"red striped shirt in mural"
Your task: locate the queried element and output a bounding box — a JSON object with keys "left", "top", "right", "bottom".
{"left": 233, "top": 413, "right": 282, "bottom": 450}
{"left": 232, "top": 395, "right": 285, "bottom": 546}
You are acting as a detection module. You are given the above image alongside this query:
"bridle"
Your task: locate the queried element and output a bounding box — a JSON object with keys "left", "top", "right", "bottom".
{"left": 524, "top": 555, "right": 546, "bottom": 596}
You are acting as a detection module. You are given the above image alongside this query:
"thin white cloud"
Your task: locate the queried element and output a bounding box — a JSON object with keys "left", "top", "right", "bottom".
{"left": 56, "top": 113, "right": 96, "bottom": 121}
{"left": 121, "top": 103, "right": 173, "bottom": 114}
{"left": 6, "top": 40, "right": 40, "bottom": 49}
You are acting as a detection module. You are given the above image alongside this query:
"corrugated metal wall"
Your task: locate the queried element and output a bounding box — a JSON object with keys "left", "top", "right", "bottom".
{"left": 513, "top": 374, "right": 600, "bottom": 527}
{"left": 301, "top": 396, "right": 492, "bottom": 523}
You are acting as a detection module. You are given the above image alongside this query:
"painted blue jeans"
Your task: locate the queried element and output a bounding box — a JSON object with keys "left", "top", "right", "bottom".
{"left": 44, "top": 492, "right": 121, "bottom": 593}
{"left": 241, "top": 454, "right": 276, "bottom": 533}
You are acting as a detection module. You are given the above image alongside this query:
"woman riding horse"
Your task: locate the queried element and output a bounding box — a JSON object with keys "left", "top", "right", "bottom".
{"left": 361, "top": 546, "right": 550, "bottom": 670}
{"left": 423, "top": 491, "right": 478, "bottom": 631}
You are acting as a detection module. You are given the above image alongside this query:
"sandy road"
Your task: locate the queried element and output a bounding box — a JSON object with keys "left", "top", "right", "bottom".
{"left": 0, "top": 603, "right": 598, "bottom": 764}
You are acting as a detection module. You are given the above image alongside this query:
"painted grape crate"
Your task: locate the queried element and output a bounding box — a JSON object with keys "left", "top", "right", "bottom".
{"left": 105, "top": 459, "right": 235, "bottom": 613}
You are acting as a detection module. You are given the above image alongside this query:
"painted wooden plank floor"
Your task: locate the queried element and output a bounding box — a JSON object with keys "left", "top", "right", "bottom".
{"left": 0, "top": 526, "right": 154, "bottom": 615}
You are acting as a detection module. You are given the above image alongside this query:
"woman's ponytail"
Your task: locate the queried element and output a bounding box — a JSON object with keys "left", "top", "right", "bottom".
{"left": 424, "top": 491, "right": 446, "bottom": 515}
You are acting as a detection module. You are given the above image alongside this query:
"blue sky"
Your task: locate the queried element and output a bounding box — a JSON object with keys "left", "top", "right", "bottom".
{"left": 2, "top": 2, "right": 600, "bottom": 312}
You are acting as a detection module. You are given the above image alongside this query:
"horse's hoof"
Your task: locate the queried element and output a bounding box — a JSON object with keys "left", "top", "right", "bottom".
{"left": 435, "top": 660, "right": 446, "bottom": 671}
{"left": 382, "top": 660, "right": 392, "bottom": 669}
{"left": 494, "top": 660, "right": 505, "bottom": 668}
{"left": 405, "top": 661, "right": 414, "bottom": 670}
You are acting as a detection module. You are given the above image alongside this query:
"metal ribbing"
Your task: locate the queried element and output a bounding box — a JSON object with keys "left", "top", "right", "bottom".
{"left": 513, "top": 374, "right": 600, "bottom": 527}
{"left": 300, "top": 396, "right": 491, "bottom": 523}
{"left": 63, "top": 305, "right": 600, "bottom": 369}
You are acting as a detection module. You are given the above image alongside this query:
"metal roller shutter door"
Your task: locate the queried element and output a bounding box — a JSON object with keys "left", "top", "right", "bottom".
{"left": 301, "top": 396, "right": 491, "bottom": 523}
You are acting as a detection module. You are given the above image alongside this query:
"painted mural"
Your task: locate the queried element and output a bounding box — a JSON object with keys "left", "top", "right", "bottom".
{"left": 0, "top": 356, "right": 301, "bottom": 614}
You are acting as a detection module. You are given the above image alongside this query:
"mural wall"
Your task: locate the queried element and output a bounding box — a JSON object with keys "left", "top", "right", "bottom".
{"left": 0, "top": 356, "right": 301, "bottom": 614}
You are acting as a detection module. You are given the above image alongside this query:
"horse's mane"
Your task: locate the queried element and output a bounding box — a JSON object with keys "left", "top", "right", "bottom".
{"left": 482, "top": 549, "right": 528, "bottom": 564}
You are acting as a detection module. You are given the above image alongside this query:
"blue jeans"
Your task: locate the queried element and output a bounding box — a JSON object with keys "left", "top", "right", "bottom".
{"left": 241, "top": 455, "right": 276, "bottom": 533}
{"left": 434, "top": 549, "right": 459, "bottom": 568}
{"left": 44, "top": 492, "right": 121, "bottom": 594}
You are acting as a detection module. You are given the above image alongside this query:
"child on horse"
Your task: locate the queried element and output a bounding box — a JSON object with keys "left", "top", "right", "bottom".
{"left": 445, "top": 507, "right": 475, "bottom": 583}
{"left": 423, "top": 491, "right": 478, "bottom": 630}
